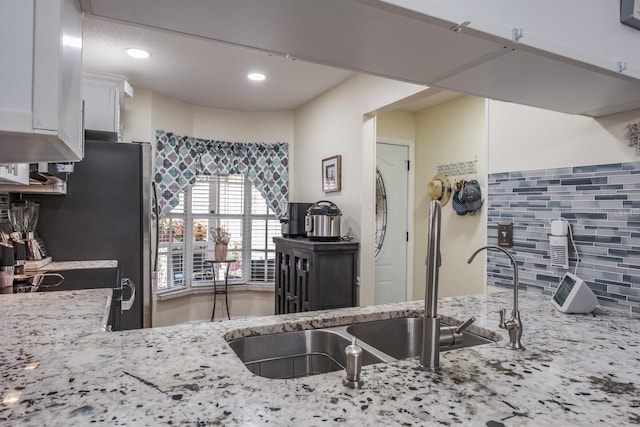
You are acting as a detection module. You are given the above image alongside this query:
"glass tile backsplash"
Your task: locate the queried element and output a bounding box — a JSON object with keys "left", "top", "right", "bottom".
{"left": 487, "top": 161, "right": 640, "bottom": 314}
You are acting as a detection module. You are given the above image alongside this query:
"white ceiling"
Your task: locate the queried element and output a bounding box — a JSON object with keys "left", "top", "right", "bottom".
{"left": 81, "top": 2, "right": 462, "bottom": 114}
{"left": 82, "top": 15, "right": 358, "bottom": 112}
{"left": 80, "top": 0, "right": 640, "bottom": 117}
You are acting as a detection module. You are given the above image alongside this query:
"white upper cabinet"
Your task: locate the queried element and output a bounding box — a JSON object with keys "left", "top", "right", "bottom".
{"left": 82, "top": 71, "right": 133, "bottom": 140}
{"left": 0, "top": 0, "right": 83, "bottom": 163}
{"left": 0, "top": 164, "right": 29, "bottom": 185}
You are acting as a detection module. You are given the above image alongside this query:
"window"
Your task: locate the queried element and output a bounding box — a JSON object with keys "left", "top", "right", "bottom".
{"left": 156, "top": 174, "right": 279, "bottom": 292}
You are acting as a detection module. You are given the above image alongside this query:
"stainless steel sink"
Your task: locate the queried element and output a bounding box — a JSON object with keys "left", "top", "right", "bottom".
{"left": 227, "top": 329, "right": 386, "bottom": 379}
{"left": 228, "top": 317, "right": 493, "bottom": 379}
{"left": 346, "top": 317, "right": 493, "bottom": 360}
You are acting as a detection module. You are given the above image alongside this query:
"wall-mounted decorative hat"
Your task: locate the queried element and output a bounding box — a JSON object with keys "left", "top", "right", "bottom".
{"left": 462, "top": 179, "right": 483, "bottom": 215}
{"left": 452, "top": 179, "right": 468, "bottom": 215}
{"left": 451, "top": 179, "right": 484, "bottom": 216}
{"left": 427, "top": 174, "right": 452, "bottom": 207}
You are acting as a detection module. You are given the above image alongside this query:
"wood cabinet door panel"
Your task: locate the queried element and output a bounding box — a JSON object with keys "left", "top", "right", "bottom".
{"left": 273, "top": 237, "right": 359, "bottom": 314}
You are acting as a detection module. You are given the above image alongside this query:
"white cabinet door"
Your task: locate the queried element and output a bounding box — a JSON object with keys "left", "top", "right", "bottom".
{"left": 82, "top": 71, "right": 132, "bottom": 139}
{"left": 0, "top": 1, "right": 34, "bottom": 132}
{"left": 0, "top": 164, "right": 29, "bottom": 185}
{"left": 0, "top": 0, "right": 83, "bottom": 163}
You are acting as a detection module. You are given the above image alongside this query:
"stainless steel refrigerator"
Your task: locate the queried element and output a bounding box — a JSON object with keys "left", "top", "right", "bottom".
{"left": 22, "top": 136, "right": 154, "bottom": 330}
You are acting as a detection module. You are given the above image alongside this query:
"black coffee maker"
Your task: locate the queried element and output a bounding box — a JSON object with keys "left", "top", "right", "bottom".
{"left": 282, "top": 202, "right": 312, "bottom": 237}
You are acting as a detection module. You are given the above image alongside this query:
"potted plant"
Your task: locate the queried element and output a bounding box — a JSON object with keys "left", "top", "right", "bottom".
{"left": 211, "top": 227, "right": 231, "bottom": 260}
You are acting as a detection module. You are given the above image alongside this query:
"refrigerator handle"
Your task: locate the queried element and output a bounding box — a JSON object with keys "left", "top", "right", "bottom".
{"left": 152, "top": 181, "right": 160, "bottom": 274}
{"left": 121, "top": 278, "right": 136, "bottom": 311}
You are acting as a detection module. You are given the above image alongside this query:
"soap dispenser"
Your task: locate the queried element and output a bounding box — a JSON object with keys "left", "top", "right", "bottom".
{"left": 343, "top": 337, "right": 364, "bottom": 388}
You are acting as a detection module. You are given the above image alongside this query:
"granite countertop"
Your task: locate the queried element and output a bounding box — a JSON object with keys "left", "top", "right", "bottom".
{"left": 1, "top": 289, "right": 639, "bottom": 426}
{"left": 25, "top": 260, "right": 118, "bottom": 273}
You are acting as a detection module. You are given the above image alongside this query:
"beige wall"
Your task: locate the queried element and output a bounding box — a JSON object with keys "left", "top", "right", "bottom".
{"left": 122, "top": 88, "right": 295, "bottom": 152}
{"left": 151, "top": 91, "right": 193, "bottom": 138}
{"left": 122, "top": 87, "right": 194, "bottom": 143}
{"left": 192, "top": 107, "right": 294, "bottom": 142}
{"left": 122, "top": 87, "right": 152, "bottom": 143}
{"left": 488, "top": 101, "right": 640, "bottom": 172}
{"left": 413, "top": 96, "right": 487, "bottom": 299}
{"left": 293, "top": 74, "right": 424, "bottom": 306}
{"left": 154, "top": 289, "right": 275, "bottom": 327}
{"left": 192, "top": 107, "right": 295, "bottom": 184}
{"left": 377, "top": 110, "right": 416, "bottom": 141}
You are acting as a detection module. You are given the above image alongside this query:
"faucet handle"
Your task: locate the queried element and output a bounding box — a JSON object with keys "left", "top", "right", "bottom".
{"left": 439, "top": 316, "right": 476, "bottom": 350}
{"left": 498, "top": 308, "right": 507, "bottom": 328}
{"left": 454, "top": 316, "right": 476, "bottom": 334}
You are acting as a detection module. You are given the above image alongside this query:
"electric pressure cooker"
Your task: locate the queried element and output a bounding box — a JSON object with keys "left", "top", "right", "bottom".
{"left": 305, "top": 200, "right": 342, "bottom": 241}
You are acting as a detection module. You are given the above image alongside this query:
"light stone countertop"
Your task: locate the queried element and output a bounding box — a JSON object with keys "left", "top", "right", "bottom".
{"left": 1, "top": 289, "right": 639, "bottom": 426}
{"left": 25, "top": 260, "right": 118, "bottom": 272}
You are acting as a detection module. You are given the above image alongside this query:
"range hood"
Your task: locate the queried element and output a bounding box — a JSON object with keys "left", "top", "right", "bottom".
{"left": 0, "top": 163, "right": 69, "bottom": 195}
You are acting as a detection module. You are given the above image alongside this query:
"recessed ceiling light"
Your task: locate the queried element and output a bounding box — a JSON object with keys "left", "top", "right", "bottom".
{"left": 247, "top": 72, "right": 266, "bottom": 81}
{"left": 126, "top": 48, "right": 151, "bottom": 59}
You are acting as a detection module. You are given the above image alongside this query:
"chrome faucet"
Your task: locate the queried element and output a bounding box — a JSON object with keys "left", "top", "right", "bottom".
{"left": 467, "top": 246, "right": 525, "bottom": 351}
{"left": 420, "top": 201, "right": 475, "bottom": 371}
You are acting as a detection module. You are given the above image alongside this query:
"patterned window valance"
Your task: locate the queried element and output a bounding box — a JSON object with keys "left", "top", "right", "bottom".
{"left": 154, "top": 130, "right": 288, "bottom": 218}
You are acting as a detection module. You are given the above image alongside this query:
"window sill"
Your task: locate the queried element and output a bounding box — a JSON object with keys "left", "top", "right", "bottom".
{"left": 156, "top": 282, "right": 274, "bottom": 301}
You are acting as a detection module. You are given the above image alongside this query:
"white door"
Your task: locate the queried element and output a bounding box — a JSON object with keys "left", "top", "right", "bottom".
{"left": 375, "top": 143, "right": 409, "bottom": 304}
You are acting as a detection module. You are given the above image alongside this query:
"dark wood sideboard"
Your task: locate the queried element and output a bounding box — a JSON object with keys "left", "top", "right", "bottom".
{"left": 274, "top": 237, "right": 359, "bottom": 314}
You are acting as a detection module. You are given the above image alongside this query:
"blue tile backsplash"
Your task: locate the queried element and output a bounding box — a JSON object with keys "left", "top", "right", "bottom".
{"left": 487, "top": 161, "right": 640, "bottom": 314}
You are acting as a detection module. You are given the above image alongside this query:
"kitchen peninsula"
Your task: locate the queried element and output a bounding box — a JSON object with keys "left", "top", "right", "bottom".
{"left": 1, "top": 289, "right": 639, "bottom": 426}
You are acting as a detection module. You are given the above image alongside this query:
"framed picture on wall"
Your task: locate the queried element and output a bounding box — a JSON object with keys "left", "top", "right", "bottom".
{"left": 322, "top": 155, "right": 341, "bottom": 192}
{"left": 621, "top": 0, "right": 640, "bottom": 30}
